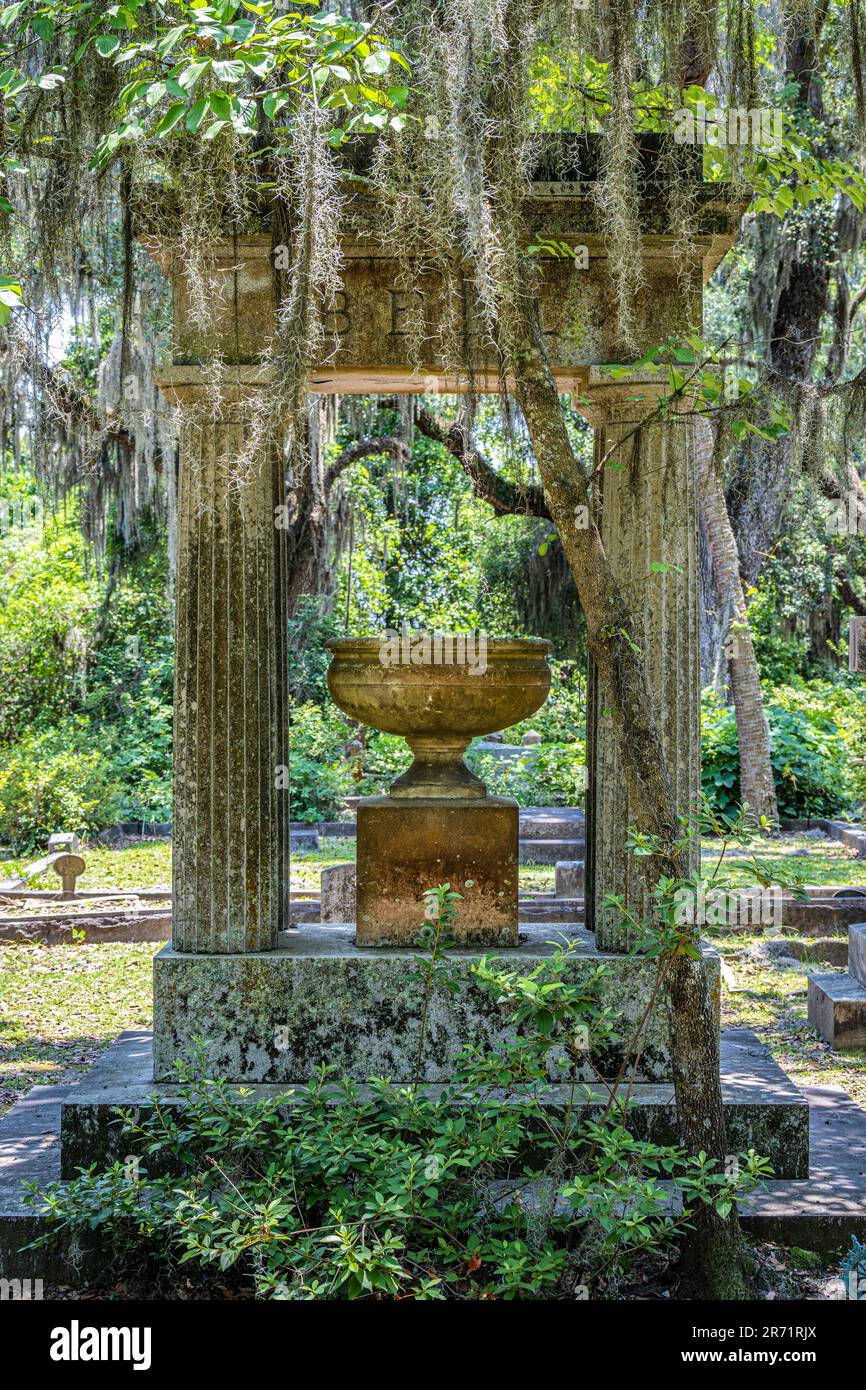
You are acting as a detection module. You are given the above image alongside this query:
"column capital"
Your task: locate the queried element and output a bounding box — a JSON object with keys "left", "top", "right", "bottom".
{"left": 575, "top": 368, "right": 680, "bottom": 429}
{"left": 154, "top": 364, "right": 274, "bottom": 409}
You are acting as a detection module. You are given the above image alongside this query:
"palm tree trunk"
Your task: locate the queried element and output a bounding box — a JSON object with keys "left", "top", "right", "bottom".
{"left": 697, "top": 422, "right": 779, "bottom": 824}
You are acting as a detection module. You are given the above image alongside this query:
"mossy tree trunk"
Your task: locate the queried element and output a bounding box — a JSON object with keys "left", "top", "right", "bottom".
{"left": 510, "top": 290, "right": 749, "bottom": 1299}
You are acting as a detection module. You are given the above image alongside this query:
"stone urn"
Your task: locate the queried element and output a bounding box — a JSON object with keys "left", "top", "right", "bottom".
{"left": 325, "top": 636, "right": 552, "bottom": 799}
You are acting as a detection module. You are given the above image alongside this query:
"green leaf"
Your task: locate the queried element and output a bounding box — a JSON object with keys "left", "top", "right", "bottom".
{"left": 362, "top": 50, "right": 390, "bottom": 77}
{"left": 31, "top": 14, "right": 55, "bottom": 41}
{"left": 157, "top": 25, "right": 187, "bottom": 60}
{"left": 178, "top": 60, "right": 210, "bottom": 93}
{"left": 185, "top": 98, "right": 208, "bottom": 133}
{"left": 262, "top": 93, "right": 287, "bottom": 119}
{"left": 155, "top": 102, "right": 186, "bottom": 135}
{"left": 209, "top": 92, "right": 233, "bottom": 122}
{"left": 0, "top": 4, "right": 26, "bottom": 32}
{"left": 95, "top": 34, "right": 121, "bottom": 57}
{"left": 212, "top": 59, "right": 245, "bottom": 84}
{"left": 145, "top": 81, "right": 167, "bottom": 109}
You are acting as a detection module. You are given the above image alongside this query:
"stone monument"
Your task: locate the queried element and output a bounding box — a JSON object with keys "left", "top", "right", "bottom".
{"left": 326, "top": 635, "right": 550, "bottom": 945}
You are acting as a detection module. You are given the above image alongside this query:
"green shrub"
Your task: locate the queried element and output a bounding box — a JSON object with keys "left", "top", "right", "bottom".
{"left": 0, "top": 720, "right": 124, "bottom": 850}
{"left": 701, "top": 687, "right": 857, "bottom": 819}
{"left": 28, "top": 888, "right": 766, "bottom": 1300}
{"left": 501, "top": 658, "right": 585, "bottom": 743}
{"left": 468, "top": 741, "right": 586, "bottom": 807}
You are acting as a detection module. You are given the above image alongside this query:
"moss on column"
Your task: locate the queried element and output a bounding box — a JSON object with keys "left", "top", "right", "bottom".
{"left": 581, "top": 379, "right": 701, "bottom": 950}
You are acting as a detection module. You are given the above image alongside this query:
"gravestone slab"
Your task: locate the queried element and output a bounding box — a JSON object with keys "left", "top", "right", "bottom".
{"left": 320, "top": 862, "right": 356, "bottom": 923}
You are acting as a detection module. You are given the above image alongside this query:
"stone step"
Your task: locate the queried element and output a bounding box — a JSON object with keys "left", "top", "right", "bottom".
{"left": 49, "top": 1026, "right": 807, "bottom": 1182}
{"left": 17, "top": 1031, "right": 866, "bottom": 1281}
{"left": 519, "top": 820, "right": 583, "bottom": 841}
{"left": 807, "top": 971, "right": 866, "bottom": 1049}
{"left": 555, "top": 860, "right": 585, "bottom": 897}
{"left": 516, "top": 902, "right": 584, "bottom": 923}
{"left": 740, "top": 1082, "right": 866, "bottom": 1256}
{"left": 520, "top": 839, "right": 585, "bottom": 865}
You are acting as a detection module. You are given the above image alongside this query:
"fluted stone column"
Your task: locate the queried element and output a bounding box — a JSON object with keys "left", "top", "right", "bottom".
{"left": 159, "top": 369, "right": 289, "bottom": 952}
{"left": 580, "top": 374, "right": 701, "bottom": 951}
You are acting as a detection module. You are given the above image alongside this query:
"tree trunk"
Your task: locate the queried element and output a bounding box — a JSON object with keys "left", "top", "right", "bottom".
{"left": 726, "top": 2, "right": 843, "bottom": 604}
{"left": 510, "top": 291, "right": 748, "bottom": 1298}
{"left": 284, "top": 432, "right": 409, "bottom": 616}
{"left": 697, "top": 422, "right": 779, "bottom": 824}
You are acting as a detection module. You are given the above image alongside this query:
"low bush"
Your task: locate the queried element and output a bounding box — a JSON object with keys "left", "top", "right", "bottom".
{"left": 0, "top": 719, "right": 124, "bottom": 850}
{"left": 701, "top": 686, "right": 858, "bottom": 819}
{"left": 28, "top": 883, "right": 766, "bottom": 1300}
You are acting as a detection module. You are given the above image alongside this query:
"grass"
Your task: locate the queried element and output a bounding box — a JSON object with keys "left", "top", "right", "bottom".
{"left": 703, "top": 833, "right": 866, "bottom": 888}
{"left": 0, "top": 839, "right": 172, "bottom": 892}
{"left": 718, "top": 933, "right": 866, "bottom": 1111}
{"left": 0, "top": 941, "right": 160, "bottom": 1117}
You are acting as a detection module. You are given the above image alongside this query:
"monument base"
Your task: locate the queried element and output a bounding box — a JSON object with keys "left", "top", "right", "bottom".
{"left": 356, "top": 794, "right": 519, "bottom": 946}
{"left": 152, "top": 924, "right": 718, "bottom": 1085}
{"left": 0, "top": 1025, "right": 818, "bottom": 1284}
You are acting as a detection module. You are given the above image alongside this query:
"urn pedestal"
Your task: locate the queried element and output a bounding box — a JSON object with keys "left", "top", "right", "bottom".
{"left": 325, "top": 636, "right": 552, "bottom": 946}
{"left": 356, "top": 794, "right": 519, "bottom": 946}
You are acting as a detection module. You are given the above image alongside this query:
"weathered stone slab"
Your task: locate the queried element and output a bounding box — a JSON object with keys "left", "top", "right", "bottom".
{"left": 152, "top": 926, "right": 721, "bottom": 1085}
{"left": 356, "top": 795, "right": 519, "bottom": 946}
{"left": 808, "top": 971, "right": 866, "bottom": 1049}
{"left": 0, "top": 912, "right": 172, "bottom": 945}
{"left": 47, "top": 833, "right": 80, "bottom": 852}
{"left": 320, "top": 862, "right": 356, "bottom": 923}
{"left": 520, "top": 838, "right": 584, "bottom": 865}
{"left": 780, "top": 900, "right": 866, "bottom": 934}
{"left": 707, "top": 898, "right": 866, "bottom": 936}
{"left": 849, "top": 923, "right": 866, "bottom": 987}
{"left": 138, "top": 134, "right": 744, "bottom": 386}
{"left": 555, "top": 860, "right": 585, "bottom": 898}
{"left": 56, "top": 1027, "right": 806, "bottom": 1183}
{"left": 149, "top": 235, "right": 734, "bottom": 394}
